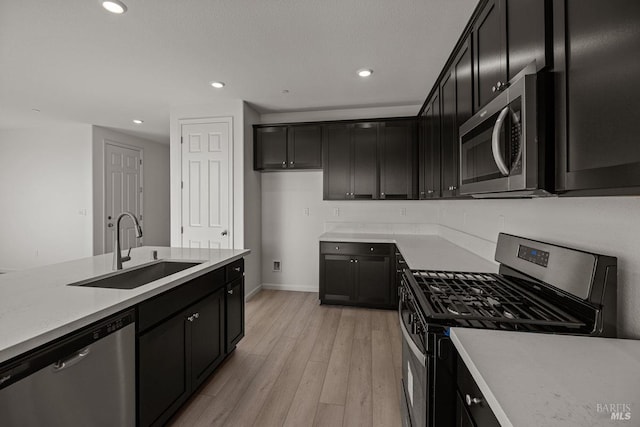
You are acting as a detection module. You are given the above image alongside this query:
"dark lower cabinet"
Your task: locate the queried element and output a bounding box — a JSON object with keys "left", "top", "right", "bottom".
{"left": 225, "top": 277, "right": 244, "bottom": 352}
{"left": 554, "top": 0, "right": 640, "bottom": 194}
{"left": 319, "top": 242, "right": 395, "bottom": 309}
{"left": 138, "top": 310, "right": 189, "bottom": 427}
{"left": 456, "top": 355, "right": 500, "bottom": 427}
{"left": 190, "top": 289, "right": 226, "bottom": 389}
{"left": 456, "top": 393, "right": 475, "bottom": 427}
{"left": 137, "top": 260, "right": 245, "bottom": 427}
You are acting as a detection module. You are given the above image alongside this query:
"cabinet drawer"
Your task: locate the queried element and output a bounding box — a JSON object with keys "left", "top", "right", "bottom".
{"left": 456, "top": 355, "right": 500, "bottom": 427}
{"left": 138, "top": 268, "right": 225, "bottom": 333}
{"left": 320, "top": 241, "right": 392, "bottom": 256}
{"left": 225, "top": 258, "right": 244, "bottom": 283}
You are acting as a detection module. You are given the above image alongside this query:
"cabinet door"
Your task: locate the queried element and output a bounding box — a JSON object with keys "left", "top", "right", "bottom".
{"left": 352, "top": 122, "right": 379, "bottom": 199}
{"left": 555, "top": 0, "right": 640, "bottom": 193}
{"left": 138, "top": 312, "right": 189, "bottom": 427}
{"left": 355, "top": 255, "right": 391, "bottom": 306}
{"left": 288, "top": 125, "right": 322, "bottom": 169}
{"left": 456, "top": 393, "right": 475, "bottom": 427}
{"left": 225, "top": 277, "right": 244, "bottom": 352}
{"left": 189, "top": 288, "right": 225, "bottom": 390}
{"left": 323, "top": 124, "right": 352, "bottom": 200}
{"left": 255, "top": 126, "right": 287, "bottom": 170}
{"left": 442, "top": 39, "right": 473, "bottom": 198}
{"left": 320, "top": 255, "right": 354, "bottom": 302}
{"left": 474, "top": 0, "right": 507, "bottom": 110}
{"left": 506, "top": 0, "right": 548, "bottom": 79}
{"left": 379, "top": 120, "right": 417, "bottom": 199}
{"left": 419, "top": 93, "right": 441, "bottom": 199}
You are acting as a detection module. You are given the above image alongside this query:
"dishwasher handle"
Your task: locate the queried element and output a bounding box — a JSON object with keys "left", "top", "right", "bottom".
{"left": 53, "top": 347, "right": 91, "bottom": 372}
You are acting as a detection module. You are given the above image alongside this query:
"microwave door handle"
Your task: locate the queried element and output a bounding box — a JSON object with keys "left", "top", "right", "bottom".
{"left": 491, "top": 106, "right": 511, "bottom": 176}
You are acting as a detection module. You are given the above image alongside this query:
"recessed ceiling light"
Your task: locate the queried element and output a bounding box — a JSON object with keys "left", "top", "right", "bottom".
{"left": 133, "top": 119, "right": 143, "bottom": 124}
{"left": 357, "top": 68, "right": 373, "bottom": 78}
{"left": 210, "top": 81, "right": 225, "bottom": 89}
{"left": 102, "top": 0, "right": 127, "bottom": 14}
{"left": 31, "top": 108, "right": 41, "bottom": 113}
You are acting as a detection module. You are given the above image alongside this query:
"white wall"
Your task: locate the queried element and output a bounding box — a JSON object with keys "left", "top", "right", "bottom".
{"left": 0, "top": 125, "right": 94, "bottom": 270}
{"left": 92, "top": 126, "right": 170, "bottom": 254}
{"left": 169, "top": 101, "right": 262, "bottom": 296}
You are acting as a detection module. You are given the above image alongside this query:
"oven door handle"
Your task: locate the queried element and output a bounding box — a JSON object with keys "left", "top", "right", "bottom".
{"left": 399, "top": 309, "right": 426, "bottom": 367}
{"left": 491, "top": 106, "right": 511, "bottom": 176}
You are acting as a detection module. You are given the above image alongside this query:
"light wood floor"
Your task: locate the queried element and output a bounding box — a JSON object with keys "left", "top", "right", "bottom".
{"left": 168, "top": 290, "right": 403, "bottom": 427}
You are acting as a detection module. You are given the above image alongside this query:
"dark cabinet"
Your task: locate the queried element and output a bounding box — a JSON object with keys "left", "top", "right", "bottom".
{"left": 189, "top": 289, "right": 226, "bottom": 389}
{"left": 455, "top": 393, "right": 475, "bottom": 427}
{"left": 380, "top": 120, "right": 417, "bottom": 199}
{"left": 456, "top": 355, "right": 500, "bottom": 427}
{"left": 473, "top": 0, "right": 548, "bottom": 111}
{"left": 554, "top": 0, "right": 640, "bottom": 194}
{"left": 225, "top": 277, "right": 244, "bottom": 352}
{"left": 441, "top": 37, "right": 473, "bottom": 198}
{"left": 319, "top": 242, "right": 394, "bottom": 309}
{"left": 323, "top": 118, "right": 417, "bottom": 200}
{"left": 138, "top": 310, "right": 189, "bottom": 427}
{"left": 137, "top": 260, "right": 245, "bottom": 427}
{"left": 419, "top": 92, "right": 441, "bottom": 199}
{"left": 254, "top": 124, "right": 322, "bottom": 170}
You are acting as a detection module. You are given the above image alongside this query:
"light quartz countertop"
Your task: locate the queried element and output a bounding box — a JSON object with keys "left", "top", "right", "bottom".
{"left": 0, "top": 246, "right": 249, "bottom": 364}
{"left": 319, "top": 232, "right": 497, "bottom": 273}
{"left": 451, "top": 328, "right": 640, "bottom": 427}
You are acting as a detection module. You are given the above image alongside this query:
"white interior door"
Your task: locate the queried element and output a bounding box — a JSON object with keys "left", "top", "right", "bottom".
{"left": 105, "top": 142, "right": 143, "bottom": 253}
{"left": 181, "top": 119, "right": 232, "bottom": 249}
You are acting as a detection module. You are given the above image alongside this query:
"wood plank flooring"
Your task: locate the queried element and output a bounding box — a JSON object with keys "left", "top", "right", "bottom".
{"left": 169, "top": 290, "right": 402, "bottom": 427}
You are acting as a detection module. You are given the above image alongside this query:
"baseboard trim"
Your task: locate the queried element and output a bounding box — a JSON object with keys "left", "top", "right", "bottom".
{"left": 245, "top": 284, "right": 263, "bottom": 301}
{"left": 262, "top": 283, "right": 317, "bottom": 293}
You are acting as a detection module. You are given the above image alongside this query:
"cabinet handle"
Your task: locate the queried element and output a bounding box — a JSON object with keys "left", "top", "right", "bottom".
{"left": 228, "top": 289, "right": 234, "bottom": 295}
{"left": 492, "top": 86, "right": 496, "bottom": 93}
{"left": 355, "top": 259, "right": 359, "bottom": 263}
{"left": 187, "top": 315, "right": 194, "bottom": 322}
{"left": 290, "top": 161, "right": 294, "bottom": 165}
{"left": 194, "top": 312, "right": 199, "bottom": 319}
{"left": 370, "top": 247, "right": 374, "bottom": 252}
{"left": 427, "top": 190, "right": 434, "bottom": 194}
{"left": 234, "top": 266, "right": 241, "bottom": 272}
{"left": 282, "top": 161, "right": 286, "bottom": 168}
{"left": 345, "top": 192, "right": 349, "bottom": 197}
{"left": 452, "top": 186, "right": 457, "bottom": 190}
{"left": 465, "top": 394, "right": 482, "bottom": 406}
{"left": 335, "top": 246, "right": 340, "bottom": 250}
{"left": 350, "top": 259, "right": 354, "bottom": 263}
{"left": 380, "top": 192, "right": 385, "bottom": 198}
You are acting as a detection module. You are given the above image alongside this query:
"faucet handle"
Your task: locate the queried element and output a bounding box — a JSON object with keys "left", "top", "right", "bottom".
{"left": 121, "top": 247, "right": 132, "bottom": 263}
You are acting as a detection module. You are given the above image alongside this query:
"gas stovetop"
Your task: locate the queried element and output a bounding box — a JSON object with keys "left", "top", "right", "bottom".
{"left": 407, "top": 270, "right": 587, "bottom": 333}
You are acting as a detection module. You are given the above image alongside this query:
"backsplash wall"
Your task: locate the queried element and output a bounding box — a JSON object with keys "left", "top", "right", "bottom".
{"left": 261, "top": 171, "right": 640, "bottom": 339}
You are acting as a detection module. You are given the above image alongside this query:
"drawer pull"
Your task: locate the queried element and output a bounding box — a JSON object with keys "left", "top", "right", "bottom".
{"left": 370, "top": 247, "right": 374, "bottom": 252}
{"left": 233, "top": 266, "right": 241, "bottom": 272}
{"left": 465, "top": 394, "right": 482, "bottom": 406}
{"left": 228, "top": 289, "right": 234, "bottom": 295}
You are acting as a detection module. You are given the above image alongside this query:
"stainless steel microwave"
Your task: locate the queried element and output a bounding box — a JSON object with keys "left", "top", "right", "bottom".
{"left": 459, "top": 66, "right": 553, "bottom": 197}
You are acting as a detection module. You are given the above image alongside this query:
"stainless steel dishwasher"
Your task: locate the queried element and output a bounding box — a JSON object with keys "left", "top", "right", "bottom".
{"left": 0, "top": 309, "right": 135, "bottom": 427}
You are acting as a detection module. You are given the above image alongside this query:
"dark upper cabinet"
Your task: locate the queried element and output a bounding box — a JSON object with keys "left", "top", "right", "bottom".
{"left": 287, "top": 125, "right": 323, "bottom": 169}
{"left": 473, "top": 0, "right": 548, "bottom": 111}
{"left": 419, "top": 92, "right": 441, "bottom": 199}
{"left": 352, "top": 122, "right": 379, "bottom": 199}
{"left": 254, "top": 124, "right": 322, "bottom": 170}
{"left": 441, "top": 37, "right": 473, "bottom": 198}
{"left": 323, "top": 123, "right": 352, "bottom": 200}
{"left": 380, "top": 120, "right": 417, "bottom": 199}
{"left": 255, "top": 126, "right": 288, "bottom": 169}
{"left": 554, "top": 0, "right": 640, "bottom": 194}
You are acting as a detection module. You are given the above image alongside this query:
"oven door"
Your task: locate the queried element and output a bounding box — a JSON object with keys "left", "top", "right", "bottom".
{"left": 399, "top": 279, "right": 428, "bottom": 427}
{"left": 459, "top": 71, "right": 537, "bottom": 196}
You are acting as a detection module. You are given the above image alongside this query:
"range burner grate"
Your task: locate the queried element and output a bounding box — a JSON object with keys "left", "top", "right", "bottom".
{"left": 408, "top": 269, "right": 586, "bottom": 330}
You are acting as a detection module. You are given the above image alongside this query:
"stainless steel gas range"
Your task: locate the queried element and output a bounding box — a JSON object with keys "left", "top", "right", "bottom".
{"left": 399, "top": 233, "right": 617, "bottom": 427}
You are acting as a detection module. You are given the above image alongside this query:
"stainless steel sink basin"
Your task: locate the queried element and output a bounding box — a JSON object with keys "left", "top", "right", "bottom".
{"left": 68, "top": 261, "right": 202, "bottom": 290}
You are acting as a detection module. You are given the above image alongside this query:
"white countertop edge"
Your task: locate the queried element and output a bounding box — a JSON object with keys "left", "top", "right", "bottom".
{"left": 450, "top": 328, "right": 513, "bottom": 427}
{"left": 0, "top": 249, "right": 249, "bottom": 365}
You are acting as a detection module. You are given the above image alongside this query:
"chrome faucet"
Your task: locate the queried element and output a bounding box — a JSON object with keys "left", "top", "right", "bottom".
{"left": 113, "top": 212, "right": 143, "bottom": 270}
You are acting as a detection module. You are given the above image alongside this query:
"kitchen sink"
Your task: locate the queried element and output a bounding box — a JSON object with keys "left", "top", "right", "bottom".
{"left": 68, "top": 261, "right": 202, "bottom": 290}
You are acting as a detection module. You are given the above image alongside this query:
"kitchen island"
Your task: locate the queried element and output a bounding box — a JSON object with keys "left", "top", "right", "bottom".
{"left": 0, "top": 246, "right": 248, "bottom": 364}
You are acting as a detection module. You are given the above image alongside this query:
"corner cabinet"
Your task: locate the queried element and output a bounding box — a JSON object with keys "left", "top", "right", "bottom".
{"left": 319, "top": 242, "right": 396, "bottom": 309}
{"left": 137, "top": 260, "right": 245, "bottom": 427}
{"left": 554, "top": 0, "right": 640, "bottom": 195}
{"left": 254, "top": 124, "right": 322, "bottom": 170}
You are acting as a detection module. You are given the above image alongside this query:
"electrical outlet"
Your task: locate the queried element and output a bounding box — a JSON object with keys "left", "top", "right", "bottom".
{"left": 463, "top": 211, "right": 468, "bottom": 225}
{"left": 498, "top": 215, "right": 505, "bottom": 230}
{"left": 333, "top": 208, "right": 340, "bottom": 217}
{"left": 273, "top": 260, "right": 281, "bottom": 272}
{"left": 304, "top": 207, "right": 310, "bottom": 216}
{"left": 400, "top": 208, "right": 407, "bottom": 216}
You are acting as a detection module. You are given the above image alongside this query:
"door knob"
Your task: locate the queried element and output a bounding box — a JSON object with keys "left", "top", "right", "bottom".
{"left": 221, "top": 230, "right": 228, "bottom": 236}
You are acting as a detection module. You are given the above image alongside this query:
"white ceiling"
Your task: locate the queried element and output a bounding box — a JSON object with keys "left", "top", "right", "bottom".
{"left": 0, "top": 0, "right": 478, "bottom": 143}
